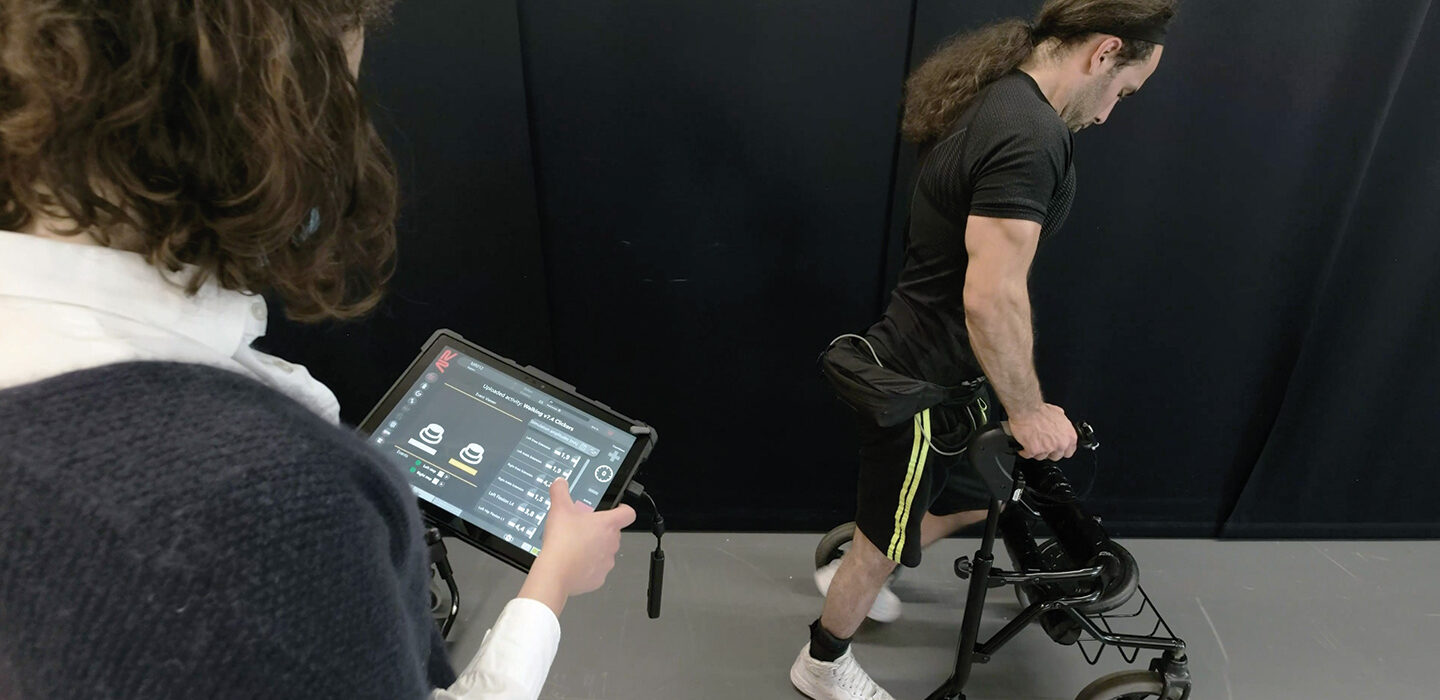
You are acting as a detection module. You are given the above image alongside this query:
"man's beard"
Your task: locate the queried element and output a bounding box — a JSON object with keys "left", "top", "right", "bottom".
{"left": 1061, "top": 72, "right": 1117, "bottom": 132}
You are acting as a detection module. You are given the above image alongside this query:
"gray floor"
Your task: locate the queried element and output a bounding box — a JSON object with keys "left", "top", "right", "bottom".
{"left": 441, "top": 534, "right": 1440, "bottom": 699}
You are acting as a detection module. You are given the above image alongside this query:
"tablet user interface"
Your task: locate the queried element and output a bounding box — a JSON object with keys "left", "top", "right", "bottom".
{"left": 368, "top": 345, "right": 638, "bottom": 555}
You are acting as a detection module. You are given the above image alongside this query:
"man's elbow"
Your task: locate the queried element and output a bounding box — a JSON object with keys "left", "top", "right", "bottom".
{"left": 964, "top": 276, "right": 1006, "bottom": 316}
{"left": 964, "top": 291, "right": 1001, "bottom": 323}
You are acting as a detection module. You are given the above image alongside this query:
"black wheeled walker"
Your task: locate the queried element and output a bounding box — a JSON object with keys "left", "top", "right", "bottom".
{"left": 815, "top": 423, "right": 1193, "bottom": 700}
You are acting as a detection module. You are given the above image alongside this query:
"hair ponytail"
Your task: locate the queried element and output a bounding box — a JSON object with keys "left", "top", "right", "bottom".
{"left": 901, "top": 0, "right": 1176, "bottom": 145}
{"left": 901, "top": 19, "right": 1035, "bottom": 144}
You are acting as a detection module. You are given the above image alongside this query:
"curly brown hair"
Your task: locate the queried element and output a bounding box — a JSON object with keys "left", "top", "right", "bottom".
{"left": 0, "top": 0, "right": 400, "bottom": 321}
{"left": 902, "top": 0, "right": 1176, "bottom": 144}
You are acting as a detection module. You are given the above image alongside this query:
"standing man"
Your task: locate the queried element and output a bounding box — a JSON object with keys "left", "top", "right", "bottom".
{"left": 791, "top": 1, "right": 1176, "bottom": 698}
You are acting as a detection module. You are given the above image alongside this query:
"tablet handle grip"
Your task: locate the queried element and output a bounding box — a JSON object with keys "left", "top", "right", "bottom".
{"left": 647, "top": 549, "right": 664, "bottom": 619}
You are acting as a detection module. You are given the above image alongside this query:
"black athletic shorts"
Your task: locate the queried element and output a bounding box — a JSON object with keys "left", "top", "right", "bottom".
{"left": 854, "top": 389, "right": 997, "bottom": 568}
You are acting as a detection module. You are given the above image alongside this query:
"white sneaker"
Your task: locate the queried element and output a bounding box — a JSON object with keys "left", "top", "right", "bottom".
{"left": 814, "top": 560, "right": 902, "bottom": 623}
{"left": 790, "top": 643, "right": 896, "bottom": 700}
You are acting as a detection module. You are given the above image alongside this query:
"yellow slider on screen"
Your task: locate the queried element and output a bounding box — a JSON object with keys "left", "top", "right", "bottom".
{"left": 447, "top": 458, "right": 479, "bottom": 476}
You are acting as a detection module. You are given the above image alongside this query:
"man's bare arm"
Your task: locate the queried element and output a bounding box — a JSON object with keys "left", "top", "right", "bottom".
{"left": 963, "top": 214, "right": 1076, "bottom": 461}
{"left": 963, "top": 215, "right": 1043, "bottom": 413}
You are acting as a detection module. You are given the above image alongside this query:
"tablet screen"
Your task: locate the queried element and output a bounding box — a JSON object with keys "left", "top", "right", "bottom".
{"left": 367, "top": 344, "right": 638, "bottom": 556}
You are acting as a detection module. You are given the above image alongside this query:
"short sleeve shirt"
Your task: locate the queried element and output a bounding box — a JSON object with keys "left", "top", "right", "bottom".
{"left": 867, "top": 71, "right": 1076, "bottom": 387}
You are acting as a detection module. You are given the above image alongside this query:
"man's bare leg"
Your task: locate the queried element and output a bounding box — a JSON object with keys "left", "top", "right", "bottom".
{"left": 817, "top": 527, "right": 897, "bottom": 639}
{"left": 819, "top": 510, "right": 988, "bottom": 638}
{"left": 796, "top": 529, "right": 898, "bottom": 698}
{"left": 919, "top": 509, "right": 988, "bottom": 548}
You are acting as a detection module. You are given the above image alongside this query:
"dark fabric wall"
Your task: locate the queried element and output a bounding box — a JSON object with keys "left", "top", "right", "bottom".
{"left": 1223, "top": 1, "right": 1440, "bottom": 537}
{"left": 269, "top": 0, "right": 1439, "bottom": 537}
{"left": 515, "top": 1, "right": 913, "bottom": 529}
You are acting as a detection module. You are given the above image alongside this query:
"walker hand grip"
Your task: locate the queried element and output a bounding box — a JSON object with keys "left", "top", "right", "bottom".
{"left": 998, "top": 421, "right": 1099, "bottom": 456}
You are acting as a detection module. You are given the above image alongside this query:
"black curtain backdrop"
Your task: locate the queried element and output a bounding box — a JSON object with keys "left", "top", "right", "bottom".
{"left": 266, "top": 0, "right": 1440, "bottom": 537}
{"left": 1222, "top": 1, "right": 1440, "bottom": 537}
{"left": 514, "top": 1, "right": 913, "bottom": 530}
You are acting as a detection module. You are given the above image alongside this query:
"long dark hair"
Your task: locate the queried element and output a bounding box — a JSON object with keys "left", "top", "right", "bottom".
{"left": 0, "top": 0, "right": 400, "bottom": 321}
{"left": 902, "top": 0, "right": 1177, "bottom": 144}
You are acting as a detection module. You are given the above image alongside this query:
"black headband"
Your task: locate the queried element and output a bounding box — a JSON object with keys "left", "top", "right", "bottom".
{"left": 1087, "top": 19, "right": 1169, "bottom": 45}
{"left": 1029, "top": 19, "right": 1169, "bottom": 46}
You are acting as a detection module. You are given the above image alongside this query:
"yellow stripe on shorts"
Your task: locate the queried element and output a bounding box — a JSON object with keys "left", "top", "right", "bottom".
{"left": 886, "top": 408, "right": 932, "bottom": 561}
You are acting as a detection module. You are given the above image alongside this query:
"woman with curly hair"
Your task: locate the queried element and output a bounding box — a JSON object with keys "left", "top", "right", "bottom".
{"left": 0, "top": 2, "right": 632, "bottom": 698}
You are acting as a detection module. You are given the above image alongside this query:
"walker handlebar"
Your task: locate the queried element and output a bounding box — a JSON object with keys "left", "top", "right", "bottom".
{"left": 998, "top": 420, "right": 1100, "bottom": 455}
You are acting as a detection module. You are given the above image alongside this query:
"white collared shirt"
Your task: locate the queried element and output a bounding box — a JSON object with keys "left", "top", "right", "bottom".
{"left": 0, "top": 230, "right": 340, "bottom": 421}
{"left": 0, "top": 230, "right": 560, "bottom": 700}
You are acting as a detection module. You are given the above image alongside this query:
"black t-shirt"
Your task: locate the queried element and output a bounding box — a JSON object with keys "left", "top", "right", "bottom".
{"left": 867, "top": 71, "right": 1076, "bottom": 387}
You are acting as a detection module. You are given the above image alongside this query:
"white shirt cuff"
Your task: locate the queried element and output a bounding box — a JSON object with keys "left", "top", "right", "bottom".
{"left": 430, "top": 598, "right": 562, "bottom": 700}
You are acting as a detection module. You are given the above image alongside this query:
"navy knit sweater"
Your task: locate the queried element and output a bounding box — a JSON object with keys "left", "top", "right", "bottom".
{"left": 0, "top": 362, "right": 456, "bottom": 699}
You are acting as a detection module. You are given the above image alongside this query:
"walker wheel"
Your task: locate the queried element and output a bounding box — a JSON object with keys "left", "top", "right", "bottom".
{"left": 815, "top": 522, "right": 857, "bottom": 568}
{"left": 1074, "top": 670, "right": 1168, "bottom": 699}
{"left": 1030, "top": 538, "right": 1140, "bottom": 614}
